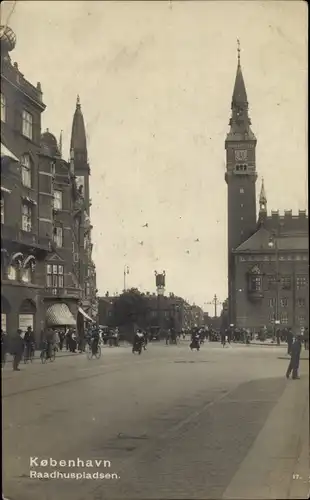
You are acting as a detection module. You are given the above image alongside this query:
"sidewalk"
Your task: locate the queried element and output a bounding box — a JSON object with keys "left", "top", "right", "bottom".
{"left": 222, "top": 364, "right": 309, "bottom": 499}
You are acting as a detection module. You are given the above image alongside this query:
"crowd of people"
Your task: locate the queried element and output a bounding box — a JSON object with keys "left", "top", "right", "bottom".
{"left": 1, "top": 322, "right": 308, "bottom": 378}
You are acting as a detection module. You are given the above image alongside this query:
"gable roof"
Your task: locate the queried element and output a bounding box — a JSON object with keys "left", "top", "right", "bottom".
{"left": 234, "top": 226, "right": 308, "bottom": 253}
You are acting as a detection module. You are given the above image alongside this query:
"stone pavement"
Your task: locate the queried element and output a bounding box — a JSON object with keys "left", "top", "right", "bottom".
{"left": 2, "top": 344, "right": 309, "bottom": 500}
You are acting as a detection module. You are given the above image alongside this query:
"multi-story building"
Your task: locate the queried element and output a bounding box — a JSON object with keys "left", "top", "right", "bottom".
{"left": 1, "top": 26, "right": 97, "bottom": 344}
{"left": 225, "top": 46, "right": 308, "bottom": 332}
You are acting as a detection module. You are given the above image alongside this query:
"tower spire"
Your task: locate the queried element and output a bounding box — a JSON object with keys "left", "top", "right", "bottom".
{"left": 70, "top": 94, "right": 87, "bottom": 155}
{"left": 258, "top": 178, "right": 267, "bottom": 225}
{"left": 237, "top": 38, "right": 241, "bottom": 66}
{"left": 226, "top": 42, "right": 256, "bottom": 141}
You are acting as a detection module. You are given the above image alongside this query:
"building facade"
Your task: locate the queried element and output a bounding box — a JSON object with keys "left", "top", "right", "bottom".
{"left": 1, "top": 26, "right": 97, "bottom": 345}
{"left": 225, "top": 47, "right": 308, "bottom": 332}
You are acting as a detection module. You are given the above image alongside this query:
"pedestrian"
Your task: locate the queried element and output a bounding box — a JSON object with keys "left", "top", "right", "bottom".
{"left": 65, "top": 329, "right": 71, "bottom": 351}
{"left": 286, "top": 335, "right": 302, "bottom": 380}
{"left": 24, "top": 326, "right": 35, "bottom": 360}
{"left": 11, "top": 329, "right": 24, "bottom": 371}
{"left": 304, "top": 327, "right": 309, "bottom": 350}
{"left": 59, "top": 331, "right": 65, "bottom": 351}
{"left": 287, "top": 328, "right": 293, "bottom": 355}
{"left": 220, "top": 328, "right": 226, "bottom": 347}
{"left": 70, "top": 330, "right": 77, "bottom": 352}
{"left": 165, "top": 329, "right": 171, "bottom": 346}
{"left": 276, "top": 328, "right": 281, "bottom": 346}
{"left": 1, "top": 329, "right": 8, "bottom": 367}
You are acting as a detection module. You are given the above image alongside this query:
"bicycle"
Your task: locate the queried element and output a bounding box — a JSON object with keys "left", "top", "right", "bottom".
{"left": 40, "top": 343, "right": 56, "bottom": 364}
{"left": 87, "top": 339, "right": 101, "bottom": 360}
{"left": 23, "top": 343, "right": 35, "bottom": 364}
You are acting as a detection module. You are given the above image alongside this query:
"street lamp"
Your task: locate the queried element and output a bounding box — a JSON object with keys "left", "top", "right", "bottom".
{"left": 123, "top": 265, "right": 129, "bottom": 292}
{"left": 268, "top": 232, "right": 280, "bottom": 340}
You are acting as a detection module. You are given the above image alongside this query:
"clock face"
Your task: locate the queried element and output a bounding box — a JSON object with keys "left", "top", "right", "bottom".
{"left": 235, "top": 149, "right": 248, "bottom": 161}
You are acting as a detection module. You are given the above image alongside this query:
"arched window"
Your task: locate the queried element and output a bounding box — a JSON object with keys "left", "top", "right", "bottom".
{"left": 247, "top": 264, "right": 263, "bottom": 300}
{"left": 21, "top": 154, "right": 32, "bottom": 187}
{"left": 7, "top": 265, "right": 17, "bottom": 281}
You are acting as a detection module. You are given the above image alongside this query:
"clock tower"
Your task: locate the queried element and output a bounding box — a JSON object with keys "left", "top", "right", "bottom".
{"left": 225, "top": 41, "right": 257, "bottom": 323}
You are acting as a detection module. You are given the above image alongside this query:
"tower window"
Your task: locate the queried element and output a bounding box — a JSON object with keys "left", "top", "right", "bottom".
{"left": 297, "top": 298, "right": 306, "bottom": 307}
{"left": 240, "top": 188, "right": 244, "bottom": 194}
{"left": 296, "top": 276, "right": 308, "bottom": 289}
{"left": 280, "top": 297, "right": 288, "bottom": 308}
{"left": 240, "top": 204, "right": 244, "bottom": 207}
{"left": 241, "top": 217, "right": 244, "bottom": 221}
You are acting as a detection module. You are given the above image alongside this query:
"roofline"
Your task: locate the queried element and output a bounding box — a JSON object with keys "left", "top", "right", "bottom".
{"left": 2, "top": 75, "right": 46, "bottom": 111}
{"left": 233, "top": 247, "right": 309, "bottom": 254}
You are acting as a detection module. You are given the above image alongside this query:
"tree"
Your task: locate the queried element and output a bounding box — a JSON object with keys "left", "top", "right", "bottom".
{"left": 110, "top": 288, "right": 149, "bottom": 328}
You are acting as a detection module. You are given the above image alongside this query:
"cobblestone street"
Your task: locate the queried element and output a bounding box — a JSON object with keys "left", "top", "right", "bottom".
{"left": 2, "top": 342, "right": 309, "bottom": 499}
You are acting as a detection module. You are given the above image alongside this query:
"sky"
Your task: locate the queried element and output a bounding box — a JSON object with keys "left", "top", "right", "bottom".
{"left": 1, "top": 0, "right": 307, "bottom": 314}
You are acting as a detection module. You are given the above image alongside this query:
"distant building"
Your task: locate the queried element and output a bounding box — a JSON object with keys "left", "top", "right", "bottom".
{"left": 1, "top": 26, "right": 97, "bottom": 344}
{"left": 98, "top": 291, "right": 204, "bottom": 331}
{"left": 225, "top": 45, "right": 308, "bottom": 332}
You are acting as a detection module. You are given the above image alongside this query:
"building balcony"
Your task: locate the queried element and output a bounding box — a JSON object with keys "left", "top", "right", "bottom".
{"left": 1, "top": 223, "right": 52, "bottom": 251}
{"left": 44, "top": 287, "right": 82, "bottom": 300}
{"left": 247, "top": 289, "right": 264, "bottom": 302}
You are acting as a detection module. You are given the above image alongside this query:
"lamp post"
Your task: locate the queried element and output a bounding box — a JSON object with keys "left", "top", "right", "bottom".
{"left": 123, "top": 265, "right": 129, "bottom": 292}
{"left": 268, "top": 232, "right": 280, "bottom": 340}
{"left": 206, "top": 294, "right": 223, "bottom": 317}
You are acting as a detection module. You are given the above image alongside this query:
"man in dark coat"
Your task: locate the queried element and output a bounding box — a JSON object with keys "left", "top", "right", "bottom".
{"left": 286, "top": 328, "right": 293, "bottom": 355}
{"left": 286, "top": 335, "right": 302, "bottom": 380}
{"left": 12, "top": 329, "right": 24, "bottom": 371}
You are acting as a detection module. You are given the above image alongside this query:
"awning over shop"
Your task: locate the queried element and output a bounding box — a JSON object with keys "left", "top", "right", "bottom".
{"left": 1, "top": 143, "right": 19, "bottom": 162}
{"left": 78, "top": 306, "right": 95, "bottom": 323}
{"left": 46, "top": 303, "right": 76, "bottom": 327}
